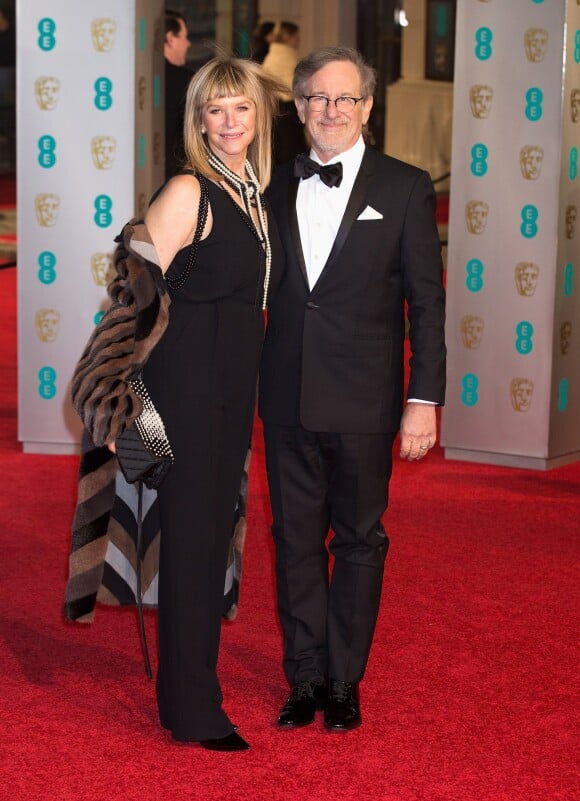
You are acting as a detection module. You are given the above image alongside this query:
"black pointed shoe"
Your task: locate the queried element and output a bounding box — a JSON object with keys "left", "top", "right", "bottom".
{"left": 324, "top": 680, "right": 361, "bottom": 731}
{"left": 199, "top": 731, "right": 250, "bottom": 751}
{"left": 277, "top": 680, "right": 328, "bottom": 728}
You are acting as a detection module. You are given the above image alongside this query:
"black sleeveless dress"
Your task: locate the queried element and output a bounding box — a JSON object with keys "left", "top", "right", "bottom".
{"left": 142, "top": 177, "right": 283, "bottom": 741}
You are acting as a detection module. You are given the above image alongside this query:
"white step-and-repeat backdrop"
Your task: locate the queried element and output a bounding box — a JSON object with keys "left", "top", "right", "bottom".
{"left": 442, "top": 0, "right": 580, "bottom": 468}
{"left": 17, "top": 0, "right": 164, "bottom": 453}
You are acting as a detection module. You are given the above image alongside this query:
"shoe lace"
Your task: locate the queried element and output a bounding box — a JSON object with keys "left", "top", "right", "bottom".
{"left": 290, "top": 681, "right": 318, "bottom": 700}
{"left": 330, "top": 681, "right": 351, "bottom": 703}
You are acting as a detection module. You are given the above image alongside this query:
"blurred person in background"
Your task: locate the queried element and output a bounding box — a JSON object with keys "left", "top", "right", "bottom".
{"left": 262, "top": 21, "right": 306, "bottom": 165}
{"left": 250, "top": 19, "right": 275, "bottom": 64}
{"left": 164, "top": 8, "right": 193, "bottom": 179}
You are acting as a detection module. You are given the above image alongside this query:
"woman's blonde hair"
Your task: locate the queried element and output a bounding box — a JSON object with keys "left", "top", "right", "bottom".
{"left": 182, "top": 55, "right": 283, "bottom": 189}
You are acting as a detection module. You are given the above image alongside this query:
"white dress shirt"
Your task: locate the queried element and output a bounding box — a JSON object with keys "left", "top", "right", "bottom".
{"left": 296, "top": 135, "right": 365, "bottom": 290}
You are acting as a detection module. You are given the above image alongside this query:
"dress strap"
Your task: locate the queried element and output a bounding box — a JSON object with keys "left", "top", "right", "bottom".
{"left": 165, "top": 174, "right": 210, "bottom": 291}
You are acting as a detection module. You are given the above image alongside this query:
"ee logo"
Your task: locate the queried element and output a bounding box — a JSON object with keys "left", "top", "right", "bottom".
{"left": 564, "top": 263, "right": 574, "bottom": 297}
{"left": 475, "top": 28, "right": 493, "bottom": 61}
{"left": 525, "top": 88, "right": 543, "bottom": 121}
{"left": 94, "top": 195, "right": 113, "bottom": 227}
{"left": 94, "top": 77, "right": 113, "bottom": 111}
{"left": 38, "top": 135, "right": 56, "bottom": 168}
{"left": 515, "top": 321, "right": 534, "bottom": 354}
{"left": 470, "top": 144, "right": 488, "bottom": 177}
{"left": 38, "top": 251, "right": 56, "bottom": 284}
{"left": 558, "top": 378, "right": 569, "bottom": 413}
{"left": 569, "top": 148, "right": 578, "bottom": 181}
{"left": 520, "top": 205, "right": 538, "bottom": 238}
{"left": 153, "top": 74, "right": 161, "bottom": 108}
{"left": 461, "top": 374, "right": 479, "bottom": 407}
{"left": 38, "top": 366, "right": 57, "bottom": 400}
{"left": 466, "top": 258, "right": 484, "bottom": 292}
{"left": 575, "top": 31, "right": 580, "bottom": 64}
{"left": 38, "top": 18, "right": 56, "bottom": 51}
{"left": 94, "top": 311, "right": 105, "bottom": 325}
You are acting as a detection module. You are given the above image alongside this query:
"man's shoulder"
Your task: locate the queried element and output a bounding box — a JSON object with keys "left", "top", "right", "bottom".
{"left": 266, "top": 160, "right": 296, "bottom": 200}
{"left": 271, "top": 159, "right": 296, "bottom": 183}
{"left": 364, "top": 147, "right": 427, "bottom": 181}
{"left": 165, "top": 61, "right": 193, "bottom": 90}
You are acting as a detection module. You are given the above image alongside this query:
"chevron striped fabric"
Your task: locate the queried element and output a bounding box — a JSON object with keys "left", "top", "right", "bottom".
{"left": 64, "top": 219, "right": 247, "bottom": 626}
{"left": 98, "top": 451, "right": 250, "bottom": 621}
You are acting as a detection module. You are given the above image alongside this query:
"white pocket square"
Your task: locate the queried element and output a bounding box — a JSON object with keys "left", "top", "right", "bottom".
{"left": 357, "top": 205, "right": 383, "bottom": 221}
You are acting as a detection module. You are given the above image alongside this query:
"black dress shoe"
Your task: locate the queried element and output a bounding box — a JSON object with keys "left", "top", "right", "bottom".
{"left": 324, "top": 680, "right": 361, "bottom": 730}
{"left": 199, "top": 731, "right": 250, "bottom": 751}
{"left": 277, "top": 680, "right": 327, "bottom": 728}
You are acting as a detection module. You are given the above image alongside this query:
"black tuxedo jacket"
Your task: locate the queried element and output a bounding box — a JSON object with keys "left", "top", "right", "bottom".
{"left": 259, "top": 145, "right": 446, "bottom": 434}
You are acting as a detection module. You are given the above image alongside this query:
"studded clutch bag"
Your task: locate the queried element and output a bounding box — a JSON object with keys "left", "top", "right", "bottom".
{"left": 115, "top": 377, "right": 174, "bottom": 490}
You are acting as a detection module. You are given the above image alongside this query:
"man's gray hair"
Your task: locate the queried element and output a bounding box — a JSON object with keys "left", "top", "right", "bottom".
{"left": 292, "top": 46, "right": 376, "bottom": 99}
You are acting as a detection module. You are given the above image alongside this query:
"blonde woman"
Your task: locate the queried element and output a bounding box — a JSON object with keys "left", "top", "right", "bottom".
{"left": 142, "top": 57, "right": 284, "bottom": 750}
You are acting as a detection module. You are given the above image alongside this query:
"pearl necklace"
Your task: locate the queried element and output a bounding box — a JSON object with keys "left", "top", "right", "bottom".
{"left": 207, "top": 151, "right": 272, "bottom": 309}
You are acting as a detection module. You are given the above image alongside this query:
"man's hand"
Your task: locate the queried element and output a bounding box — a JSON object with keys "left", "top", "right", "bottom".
{"left": 399, "top": 402, "right": 437, "bottom": 461}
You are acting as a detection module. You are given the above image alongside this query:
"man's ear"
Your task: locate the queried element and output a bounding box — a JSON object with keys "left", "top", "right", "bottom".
{"left": 362, "top": 96, "right": 374, "bottom": 126}
{"left": 294, "top": 97, "right": 306, "bottom": 124}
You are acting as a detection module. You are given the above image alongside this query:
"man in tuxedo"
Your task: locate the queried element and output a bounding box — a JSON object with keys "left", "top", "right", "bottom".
{"left": 260, "top": 46, "right": 446, "bottom": 731}
{"left": 164, "top": 9, "right": 192, "bottom": 180}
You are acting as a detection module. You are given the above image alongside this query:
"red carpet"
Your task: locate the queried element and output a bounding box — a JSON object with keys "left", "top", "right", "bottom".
{"left": 1, "top": 263, "right": 578, "bottom": 801}
{"left": 0, "top": 173, "right": 16, "bottom": 266}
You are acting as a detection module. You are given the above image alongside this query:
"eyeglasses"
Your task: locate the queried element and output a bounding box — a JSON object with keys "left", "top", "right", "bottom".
{"left": 302, "top": 95, "right": 365, "bottom": 112}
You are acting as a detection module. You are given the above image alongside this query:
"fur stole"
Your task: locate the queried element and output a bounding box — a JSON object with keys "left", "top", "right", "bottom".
{"left": 71, "top": 219, "right": 170, "bottom": 447}
{"left": 65, "top": 220, "right": 169, "bottom": 622}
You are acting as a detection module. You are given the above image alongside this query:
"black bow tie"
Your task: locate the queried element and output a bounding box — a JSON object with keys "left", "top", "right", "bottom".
{"left": 294, "top": 153, "right": 343, "bottom": 188}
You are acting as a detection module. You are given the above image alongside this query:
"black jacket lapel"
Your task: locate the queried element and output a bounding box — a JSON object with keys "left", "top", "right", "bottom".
{"left": 317, "top": 146, "right": 377, "bottom": 283}
{"left": 287, "top": 176, "right": 309, "bottom": 290}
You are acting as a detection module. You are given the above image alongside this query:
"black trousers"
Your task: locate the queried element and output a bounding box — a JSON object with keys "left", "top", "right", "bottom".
{"left": 264, "top": 423, "right": 396, "bottom": 685}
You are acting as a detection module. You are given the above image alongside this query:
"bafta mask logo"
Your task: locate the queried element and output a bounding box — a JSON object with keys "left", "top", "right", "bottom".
{"left": 519, "top": 145, "right": 544, "bottom": 180}
{"left": 136, "top": 192, "right": 147, "bottom": 218}
{"left": 91, "top": 18, "right": 117, "bottom": 52}
{"left": 138, "top": 76, "right": 146, "bottom": 111}
{"left": 469, "top": 85, "right": 493, "bottom": 119}
{"left": 465, "top": 201, "right": 489, "bottom": 234}
{"left": 524, "top": 28, "right": 548, "bottom": 63}
{"left": 35, "top": 76, "right": 60, "bottom": 110}
{"left": 460, "top": 315, "right": 484, "bottom": 349}
{"left": 565, "top": 205, "right": 577, "bottom": 239}
{"left": 91, "top": 135, "right": 116, "bottom": 170}
{"left": 571, "top": 89, "right": 580, "bottom": 123}
{"left": 514, "top": 262, "right": 540, "bottom": 297}
{"left": 560, "top": 321, "right": 572, "bottom": 355}
{"left": 35, "top": 308, "right": 60, "bottom": 342}
{"left": 434, "top": 43, "right": 448, "bottom": 74}
{"left": 510, "top": 378, "right": 534, "bottom": 412}
{"left": 90, "top": 253, "right": 114, "bottom": 286}
{"left": 35, "top": 193, "right": 60, "bottom": 227}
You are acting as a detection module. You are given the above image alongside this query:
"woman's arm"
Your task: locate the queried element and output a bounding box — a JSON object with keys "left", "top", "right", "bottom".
{"left": 145, "top": 173, "right": 209, "bottom": 273}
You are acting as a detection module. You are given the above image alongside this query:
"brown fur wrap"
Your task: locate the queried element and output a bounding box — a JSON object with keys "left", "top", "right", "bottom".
{"left": 65, "top": 220, "right": 169, "bottom": 623}
{"left": 71, "top": 219, "right": 170, "bottom": 447}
